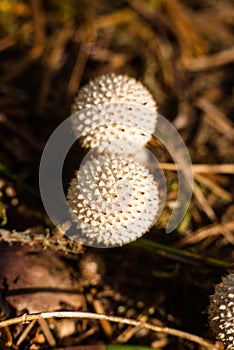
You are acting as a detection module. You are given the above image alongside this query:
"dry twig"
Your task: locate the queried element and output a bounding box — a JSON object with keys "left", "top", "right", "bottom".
{"left": 163, "top": 0, "right": 208, "bottom": 58}
{"left": 160, "top": 162, "right": 234, "bottom": 174}
{"left": 194, "top": 173, "right": 232, "bottom": 202}
{"left": 196, "top": 97, "right": 234, "bottom": 140}
{"left": 38, "top": 318, "right": 56, "bottom": 347}
{"left": 115, "top": 308, "right": 150, "bottom": 343}
{"left": 193, "top": 182, "right": 217, "bottom": 221}
{"left": 16, "top": 319, "right": 37, "bottom": 346}
{"left": 0, "top": 311, "right": 219, "bottom": 350}
{"left": 93, "top": 299, "right": 113, "bottom": 338}
{"left": 183, "top": 46, "right": 234, "bottom": 71}
{"left": 179, "top": 220, "right": 234, "bottom": 246}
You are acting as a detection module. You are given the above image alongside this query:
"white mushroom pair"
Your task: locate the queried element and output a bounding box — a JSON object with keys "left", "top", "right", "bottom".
{"left": 67, "top": 73, "right": 159, "bottom": 247}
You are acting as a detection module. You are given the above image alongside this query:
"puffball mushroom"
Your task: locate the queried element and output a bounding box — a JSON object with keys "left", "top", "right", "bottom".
{"left": 67, "top": 154, "right": 159, "bottom": 247}
{"left": 72, "top": 73, "right": 157, "bottom": 113}
{"left": 70, "top": 73, "right": 158, "bottom": 152}
{"left": 208, "top": 271, "right": 234, "bottom": 349}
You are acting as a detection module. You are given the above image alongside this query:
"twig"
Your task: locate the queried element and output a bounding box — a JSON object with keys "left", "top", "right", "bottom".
{"left": 115, "top": 308, "right": 149, "bottom": 343}
{"left": 127, "top": 0, "right": 171, "bottom": 32}
{"left": 193, "top": 181, "right": 217, "bottom": 221}
{"left": 127, "top": 19, "right": 174, "bottom": 86}
{"left": 179, "top": 220, "right": 234, "bottom": 246}
{"left": 68, "top": 35, "right": 93, "bottom": 98}
{"left": 163, "top": 0, "right": 207, "bottom": 58}
{"left": 0, "top": 311, "right": 219, "bottom": 349}
{"left": 94, "top": 9, "right": 136, "bottom": 29}
{"left": 29, "top": 0, "right": 46, "bottom": 48}
{"left": 16, "top": 319, "right": 37, "bottom": 346}
{"left": 93, "top": 299, "right": 113, "bottom": 338}
{"left": 2, "top": 326, "right": 12, "bottom": 348}
{"left": 194, "top": 173, "right": 232, "bottom": 202}
{"left": 162, "top": 161, "right": 227, "bottom": 220}
{"left": 160, "top": 149, "right": 233, "bottom": 203}
{"left": 183, "top": 46, "right": 234, "bottom": 71}
{"left": 38, "top": 318, "right": 56, "bottom": 347}
{"left": 196, "top": 97, "right": 234, "bottom": 140}
{"left": 73, "top": 326, "right": 98, "bottom": 343}
{"left": 68, "top": 2, "right": 95, "bottom": 97}
{"left": 36, "top": 24, "right": 74, "bottom": 114}
{"left": 159, "top": 163, "right": 234, "bottom": 174}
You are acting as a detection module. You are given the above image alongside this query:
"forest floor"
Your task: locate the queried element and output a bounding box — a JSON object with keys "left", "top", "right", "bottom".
{"left": 0, "top": 0, "right": 233, "bottom": 349}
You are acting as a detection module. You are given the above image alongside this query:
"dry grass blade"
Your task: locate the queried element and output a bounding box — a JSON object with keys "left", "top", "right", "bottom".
{"left": 183, "top": 46, "right": 234, "bottom": 71}
{"left": 36, "top": 24, "right": 74, "bottom": 114}
{"left": 179, "top": 220, "right": 234, "bottom": 246}
{"left": 73, "top": 327, "right": 98, "bottom": 343}
{"left": 68, "top": 30, "right": 95, "bottom": 97}
{"left": 94, "top": 9, "right": 136, "bottom": 28}
{"left": 1, "top": 326, "right": 12, "bottom": 348}
{"left": 196, "top": 97, "right": 234, "bottom": 140}
{"left": 127, "top": 19, "right": 174, "bottom": 86}
{"left": 194, "top": 173, "right": 232, "bottom": 202}
{"left": 193, "top": 182, "right": 217, "bottom": 221}
{"left": 95, "top": 8, "right": 174, "bottom": 86}
{"left": 115, "top": 308, "right": 149, "bottom": 343}
{"left": 38, "top": 318, "right": 56, "bottom": 347}
{"left": 29, "top": 0, "right": 46, "bottom": 49}
{"left": 160, "top": 161, "right": 232, "bottom": 202}
{"left": 93, "top": 299, "right": 113, "bottom": 338}
{"left": 160, "top": 162, "right": 234, "bottom": 174}
{"left": 163, "top": 0, "right": 208, "bottom": 58}
{"left": 16, "top": 319, "right": 37, "bottom": 346}
{"left": 68, "top": 2, "right": 96, "bottom": 97}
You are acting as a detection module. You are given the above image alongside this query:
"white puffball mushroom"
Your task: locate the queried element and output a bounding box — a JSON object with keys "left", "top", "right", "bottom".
{"left": 67, "top": 154, "right": 159, "bottom": 247}
{"left": 72, "top": 73, "right": 157, "bottom": 112}
{"left": 70, "top": 73, "right": 158, "bottom": 151}
{"left": 208, "top": 271, "right": 234, "bottom": 350}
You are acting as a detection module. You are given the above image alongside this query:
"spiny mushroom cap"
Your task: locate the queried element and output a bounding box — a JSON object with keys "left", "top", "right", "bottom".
{"left": 71, "top": 102, "right": 156, "bottom": 152}
{"left": 67, "top": 155, "right": 159, "bottom": 247}
{"left": 70, "top": 74, "right": 157, "bottom": 151}
{"left": 208, "top": 272, "right": 234, "bottom": 349}
{"left": 72, "top": 73, "right": 157, "bottom": 112}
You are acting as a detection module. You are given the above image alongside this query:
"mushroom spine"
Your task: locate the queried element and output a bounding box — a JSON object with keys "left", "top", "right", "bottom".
{"left": 70, "top": 73, "right": 158, "bottom": 152}
{"left": 67, "top": 154, "right": 159, "bottom": 247}
{"left": 208, "top": 271, "right": 234, "bottom": 349}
